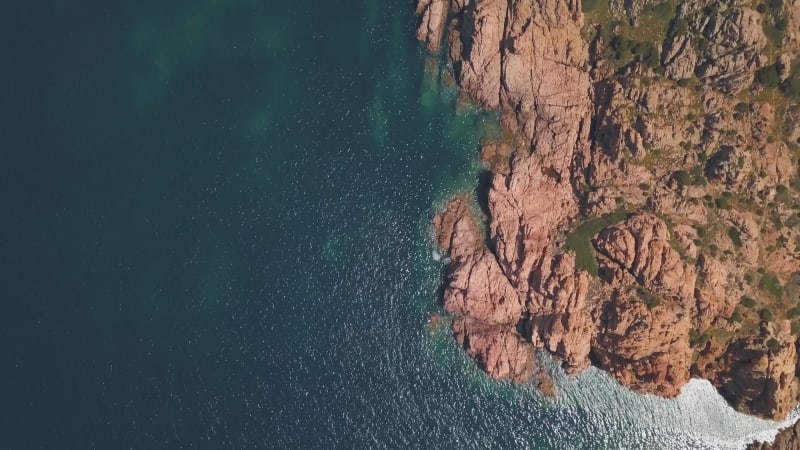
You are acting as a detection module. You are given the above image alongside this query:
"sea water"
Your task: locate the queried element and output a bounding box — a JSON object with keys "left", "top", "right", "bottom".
{"left": 1, "top": 1, "right": 795, "bottom": 448}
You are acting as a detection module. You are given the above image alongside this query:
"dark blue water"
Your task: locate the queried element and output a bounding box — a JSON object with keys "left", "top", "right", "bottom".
{"left": 1, "top": 2, "right": 794, "bottom": 449}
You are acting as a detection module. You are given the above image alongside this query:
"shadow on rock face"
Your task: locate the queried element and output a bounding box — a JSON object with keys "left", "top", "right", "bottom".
{"left": 452, "top": 316, "right": 535, "bottom": 384}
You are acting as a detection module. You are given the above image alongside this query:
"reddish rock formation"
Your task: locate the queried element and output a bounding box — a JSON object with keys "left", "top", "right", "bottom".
{"left": 418, "top": 0, "right": 800, "bottom": 422}
{"left": 453, "top": 316, "right": 535, "bottom": 383}
{"left": 433, "top": 197, "right": 523, "bottom": 325}
{"left": 694, "top": 322, "right": 799, "bottom": 420}
{"left": 432, "top": 196, "right": 481, "bottom": 259}
{"left": 414, "top": 0, "right": 448, "bottom": 52}
{"left": 590, "top": 214, "right": 696, "bottom": 397}
{"left": 434, "top": 198, "right": 530, "bottom": 382}
{"left": 432, "top": 0, "right": 597, "bottom": 382}
{"left": 447, "top": 0, "right": 507, "bottom": 109}
{"left": 525, "top": 252, "right": 593, "bottom": 374}
{"left": 592, "top": 289, "right": 693, "bottom": 397}
{"left": 594, "top": 214, "right": 697, "bottom": 301}
{"left": 534, "top": 362, "right": 557, "bottom": 397}
{"left": 694, "top": 254, "right": 737, "bottom": 331}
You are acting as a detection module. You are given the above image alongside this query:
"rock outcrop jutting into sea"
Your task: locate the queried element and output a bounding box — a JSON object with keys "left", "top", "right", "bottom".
{"left": 417, "top": 0, "right": 800, "bottom": 423}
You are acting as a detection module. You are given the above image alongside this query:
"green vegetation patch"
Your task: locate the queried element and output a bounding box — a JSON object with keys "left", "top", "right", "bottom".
{"left": 727, "top": 226, "right": 743, "bottom": 247}
{"left": 757, "top": 64, "right": 781, "bottom": 88}
{"left": 759, "top": 272, "right": 784, "bottom": 299}
{"left": 689, "top": 328, "right": 710, "bottom": 347}
{"left": 644, "top": 1, "right": 675, "bottom": 21}
{"left": 666, "top": 17, "right": 688, "bottom": 41}
{"left": 782, "top": 59, "right": 800, "bottom": 98}
{"left": 582, "top": 0, "right": 606, "bottom": 13}
{"left": 564, "top": 209, "right": 628, "bottom": 276}
{"left": 766, "top": 337, "right": 781, "bottom": 353}
{"left": 632, "top": 41, "right": 660, "bottom": 68}
{"left": 741, "top": 296, "right": 757, "bottom": 308}
{"left": 759, "top": 0, "right": 787, "bottom": 47}
{"left": 776, "top": 184, "right": 792, "bottom": 204}
{"left": 674, "top": 166, "right": 707, "bottom": 187}
{"left": 782, "top": 76, "right": 800, "bottom": 98}
{"left": 763, "top": 22, "right": 786, "bottom": 48}
{"left": 696, "top": 226, "right": 706, "bottom": 238}
{"left": 634, "top": 285, "right": 661, "bottom": 309}
{"left": 590, "top": 0, "right": 676, "bottom": 71}
{"left": 605, "top": 36, "right": 662, "bottom": 69}
{"left": 735, "top": 102, "right": 750, "bottom": 114}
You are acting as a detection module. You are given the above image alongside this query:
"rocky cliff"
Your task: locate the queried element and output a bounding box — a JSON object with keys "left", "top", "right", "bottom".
{"left": 418, "top": 0, "right": 800, "bottom": 430}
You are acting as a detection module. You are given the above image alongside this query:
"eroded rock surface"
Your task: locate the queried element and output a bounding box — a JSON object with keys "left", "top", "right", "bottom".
{"left": 448, "top": 0, "right": 508, "bottom": 109}
{"left": 663, "top": 4, "right": 768, "bottom": 93}
{"left": 433, "top": 197, "right": 523, "bottom": 325}
{"left": 594, "top": 214, "right": 696, "bottom": 300}
{"left": 415, "top": 0, "right": 448, "bottom": 52}
{"left": 418, "top": 0, "right": 800, "bottom": 424}
{"left": 694, "top": 7, "right": 768, "bottom": 93}
{"left": 592, "top": 289, "right": 693, "bottom": 397}
{"left": 453, "top": 316, "right": 535, "bottom": 382}
{"left": 694, "top": 323, "right": 799, "bottom": 420}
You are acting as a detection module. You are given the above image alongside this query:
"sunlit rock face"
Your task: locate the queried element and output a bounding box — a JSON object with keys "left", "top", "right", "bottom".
{"left": 418, "top": 0, "right": 800, "bottom": 424}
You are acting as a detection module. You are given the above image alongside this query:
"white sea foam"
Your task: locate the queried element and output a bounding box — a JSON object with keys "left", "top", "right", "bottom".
{"left": 534, "top": 358, "right": 800, "bottom": 449}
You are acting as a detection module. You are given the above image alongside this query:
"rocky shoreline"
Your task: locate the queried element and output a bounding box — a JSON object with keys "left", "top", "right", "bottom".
{"left": 749, "top": 417, "right": 800, "bottom": 449}
{"left": 417, "top": 0, "right": 800, "bottom": 432}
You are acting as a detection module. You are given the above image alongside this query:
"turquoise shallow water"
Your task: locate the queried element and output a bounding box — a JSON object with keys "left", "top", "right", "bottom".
{"left": 1, "top": 1, "right": 796, "bottom": 449}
